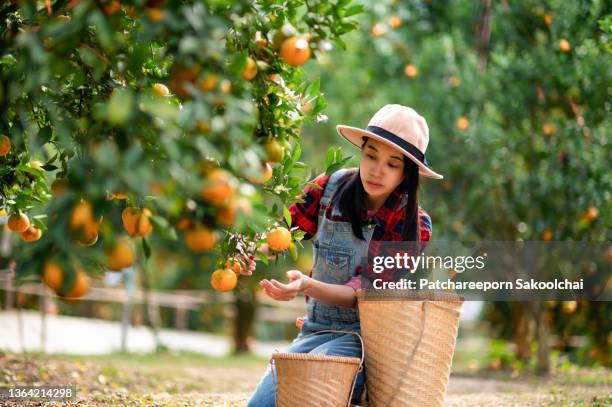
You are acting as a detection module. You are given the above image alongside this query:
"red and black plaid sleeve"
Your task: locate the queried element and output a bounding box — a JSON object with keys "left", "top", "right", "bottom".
{"left": 288, "top": 173, "right": 330, "bottom": 240}
{"left": 345, "top": 206, "right": 434, "bottom": 293}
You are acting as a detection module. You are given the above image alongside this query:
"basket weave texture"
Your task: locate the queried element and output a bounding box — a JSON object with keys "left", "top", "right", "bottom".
{"left": 271, "top": 352, "right": 362, "bottom": 407}
{"left": 358, "top": 290, "right": 463, "bottom": 407}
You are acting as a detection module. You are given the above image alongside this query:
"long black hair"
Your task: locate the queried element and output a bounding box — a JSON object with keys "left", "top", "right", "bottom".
{"left": 333, "top": 137, "right": 421, "bottom": 242}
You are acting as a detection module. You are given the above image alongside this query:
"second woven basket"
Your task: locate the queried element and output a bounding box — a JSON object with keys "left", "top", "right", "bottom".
{"left": 358, "top": 290, "right": 463, "bottom": 407}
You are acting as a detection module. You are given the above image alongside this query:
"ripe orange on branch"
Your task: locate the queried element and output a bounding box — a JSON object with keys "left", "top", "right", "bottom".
{"left": 267, "top": 226, "right": 292, "bottom": 251}
{"left": 280, "top": 37, "right": 311, "bottom": 66}
{"left": 21, "top": 226, "right": 42, "bottom": 242}
{"left": 63, "top": 268, "right": 91, "bottom": 300}
{"left": 211, "top": 268, "right": 238, "bottom": 292}
{"left": 105, "top": 237, "right": 135, "bottom": 271}
{"left": 122, "top": 207, "right": 153, "bottom": 237}
{"left": 8, "top": 212, "right": 30, "bottom": 232}
{"left": 51, "top": 178, "right": 69, "bottom": 196}
{"left": 185, "top": 226, "right": 216, "bottom": 252}
{"left": 43, "top": 261, "right": 64, "bottom": 292}
{"left": 152, "top": 83, "right": 170, "bottom": 97}
{"left": 263, "top": 139, "right": 284, "bottom": 163}
{"left": 241, "top": 57, "right": 258, "bottom": 80}
{"left": 404, "top": 64, "right": 418, "bottom": 78}
{"left": 201, "top": 169, "right": 237, "bottom": 206}
{"left": 246, "top": 162, "right": 273, "bottom": 185}
{"left": 456, "top": 116, "right": 470, "bottom": 131}
{"left": 42, "top": 262, "right": 90, "bottom": 300}
{"left": 69, "top": 200, "right": 94, "bottom": 230}
{"left": 0, "top": 134, "right": 11, "bottom": 156}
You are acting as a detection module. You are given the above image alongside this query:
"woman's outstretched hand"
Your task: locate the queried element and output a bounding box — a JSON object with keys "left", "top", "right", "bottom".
{"left": 259, "top": 270, "right": 309, "bottom": 301}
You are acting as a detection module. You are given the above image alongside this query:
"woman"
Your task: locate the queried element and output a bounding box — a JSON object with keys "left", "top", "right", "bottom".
{"left": 247, "top": 104, "right": 443, "bottom": 406}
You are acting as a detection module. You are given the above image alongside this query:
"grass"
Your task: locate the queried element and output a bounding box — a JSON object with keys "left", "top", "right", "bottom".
{"left": 1, "top": 350, "right": 610, "bottom": 406}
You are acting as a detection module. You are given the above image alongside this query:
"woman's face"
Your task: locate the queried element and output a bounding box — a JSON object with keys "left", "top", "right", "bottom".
{"left": 359, "top": 138, "right": 405, "bottom": 201}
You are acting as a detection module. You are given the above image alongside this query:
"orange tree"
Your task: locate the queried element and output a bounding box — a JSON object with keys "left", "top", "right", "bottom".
{"left": 302, "top": 0, "right": 610, "bottom": 370}
{"left": 0, "top": 0, "right": 362, "bottom": 299}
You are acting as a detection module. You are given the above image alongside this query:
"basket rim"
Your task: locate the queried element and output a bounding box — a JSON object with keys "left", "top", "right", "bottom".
{"left": 272, "top": 352, "right": 361, "bottom": 365}
{"left": 357, "top": 289, "right": 464, "bottom": 302}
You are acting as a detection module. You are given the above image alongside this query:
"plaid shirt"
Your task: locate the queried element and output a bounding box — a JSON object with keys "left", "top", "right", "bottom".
{"left": 289, "top": 172, "right": 433, "bottom": 293}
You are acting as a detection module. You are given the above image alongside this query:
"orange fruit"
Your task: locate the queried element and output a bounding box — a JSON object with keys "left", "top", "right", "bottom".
{"left": 219, "top": 79, "right": 231, "bottom": 94}
{"left": 210, "top": 268, "right": 238, "bottom": 292}
{"left": 254, "top": 31, "right": 267, "bottom": 49}
{"left": 42, "top": 261, "right": 64, "bottom": 292}
{"left": 185, "top": 226, "right": 216, "bottom": 252}
{"left": 0, "top": 134, "right": 11, "bottom": 157}
{"left": 543, "top": 123, "right": 555, "bottom": 136}
{"left": 201, "top": 169, "right": 237, "bottom": 206}
{"left": 122, "top": 207, "right": 153, "bottom": 237}
{"left": 225, "top": 259, "right": 244, "bottom": 275}
{"left": 543, "top": 14, "right": 553, "bottom": 26}
{"left": 449, "top": 75, "right": 461, "bottom": 87}
{"left": 51, "top": 178, "right": 69, "bottom": 196}
{"left": 559, "top": 39, "right": 571, "bottom": 52}
{"left": 542, "top": 228, "right": 553, "bottom": 241}
{"left": 263, "top": 139, "right": 284, "bottom": 163}
{"left": 105, "top": 237, "right": 135, "bottom": 271}
{"left": 456, "top": 116, "right": 470, "bottom": 131}
{"left": 403, "top": 64, "right": 418, "bottom": 78}
{"left": 25, "top": 160, "right": 44, "bottom": 180}
{"left": 21, "top": 226, "right": 42, "bottom": 242}
{"left": 63, "top": 267, "right": 90, "bottom": 300}
{"left": 152, "top": 83, "right": 170, "bottom": 97}
{"left": 280, "top": 37, "right": 311, "bottom": 66}
{"left": 388, "top": 15, "right": 401, "bottom": 28}
{"left": 69, "top": 200, "right": 94, "bottom": 230}
{"left": 247, "top": 162, "right": 273, "bottom": 185}
{"left": 168, "top": 66, "right": 200, "bottom": 99}
{"left": 109, "top": 192, "right": 128, "bottom": 200}
{"left": 267, "top": 226, "right": 292, "bottom": 251}
{"left": 176, "top": 217, "right": 193, "bottom": 231}
{"left": 8, "top": 212, "right": 30, "bottom": 232}
{"left": 198, "top": 74, "right": 218, "bottom": 92}
{"left": 146, "top": 7, "right": 164, "bottom": 21}
{"left": 241, "top": 57, "right": 258, "bottom": 80}
{"left": 28, "top": 160, "right": 43, "bottom": 170}
{"left": 562, "top": 301, "right": 577, "bottom": 314}
{"left": 104, "top": 0, "right": 121, "bottom": 15}
{"left": 583, "top": 206, "right": 598, "bottom": 222}
{"left": 371, "top": 22, "right": 386, "bottom": 37}
{"left": 78, "top": 229, "right": 98, "bottom": 246}
{"left": 301, "top": 100, "right": 314, "bottom": 113}
{"left": 217, "top": 203, "right": 237, "bottom": 227}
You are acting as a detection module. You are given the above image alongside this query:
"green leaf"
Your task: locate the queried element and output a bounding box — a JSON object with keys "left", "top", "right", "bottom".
{"left": 305, "top": 78, "right": 321, "bottom": 98}
{"left": 344, "top": 5, "right": 364, "bottom": 18}
{"left": 107, "top": 88, "right": 134, "bottom": 125}
{"left": 325, "top": 147, "right": 335, "bottom": 167}
{"left": 291, "top": 143, "right": 301, "bottom": 163}
{"left": 142, "top": 237, "right": 151, "bottom": 260}
{"left": 256, "top": 251, "right": 269, "bottom": 266}
{"left": 38, "top": 126, "right": 53, "bottom": 142}
{"left": 289, "top": 243, "right": 298, "bottom": 261}
{"left": 283, "top": 205, "right": 292, "bottom": 227}
{"left": 42, "top": 164, "right": 58, "bottom": 171}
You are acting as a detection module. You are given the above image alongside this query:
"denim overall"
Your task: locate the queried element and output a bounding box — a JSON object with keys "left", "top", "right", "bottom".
{"left": 247, "top": 169, "right": 402, "bottom": 406}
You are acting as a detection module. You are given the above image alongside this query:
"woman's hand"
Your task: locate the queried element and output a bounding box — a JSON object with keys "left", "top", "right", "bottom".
{"left": 259, "top": 270, "right": 308, "bottom": 301}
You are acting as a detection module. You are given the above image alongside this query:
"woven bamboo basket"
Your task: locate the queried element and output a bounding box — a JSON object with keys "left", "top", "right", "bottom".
{"left": 357, "top": 290, "right": 463, "bottom": 407}
{"left": 271, "top": 330, "right": 364, "bottom": 407}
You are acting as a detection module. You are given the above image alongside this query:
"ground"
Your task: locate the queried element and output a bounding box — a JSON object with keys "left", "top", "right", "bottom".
{"left": 0, "top": 352, "right": 610, "bottom": 406}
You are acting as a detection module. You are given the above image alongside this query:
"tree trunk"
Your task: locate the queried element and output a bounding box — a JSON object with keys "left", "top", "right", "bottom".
{"left": 233, "top": 285, "right": 257, "bottom": 354}
{"left": 534, "top": 302, "right": 550, "bottom": 376}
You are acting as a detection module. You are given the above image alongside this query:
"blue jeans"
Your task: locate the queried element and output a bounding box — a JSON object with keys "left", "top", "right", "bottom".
{"left": 247, "top": 321, "right": 364, "bottom": 407}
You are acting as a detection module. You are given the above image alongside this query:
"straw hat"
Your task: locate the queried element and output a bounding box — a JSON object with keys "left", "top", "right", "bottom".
{"left": 336, "top": 104, "right": 443, "bottom": 179}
